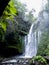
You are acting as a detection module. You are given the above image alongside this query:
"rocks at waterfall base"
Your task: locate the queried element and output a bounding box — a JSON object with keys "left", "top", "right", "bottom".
{"left": 2, "top": 58, "right": 32, "bottom": 65}
{"left": 1, "top": 57, "right": 48, "bottom": 65}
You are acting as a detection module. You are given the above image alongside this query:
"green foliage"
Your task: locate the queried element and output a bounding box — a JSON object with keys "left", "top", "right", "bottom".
{"left": 0, "top": 0, "right": 18, "bottom": 32}
{"left": 14, "top": 0, "right": 27, "bottom": 18}
{"left": 30, "top": 56, "right": 47, "bottom": 65}
{"left": 4, "top": 31, "right": 24, "bottom": 54}
{"left": 37, "top": 31, "right": 49, "bottom": 56}
{"left": 0, "top": 0, "right": 32, "bottom": 57}
{"left": 0, "top": 19, "right": 7, "bottom": 32}
{"left": 0, "top": 26, "right": 4, "bottom": 42}
{"left": 14, "top": 0, "right": 27, "bottom": 12}
{"left": 0, "top": 0, "right": 24, "bottom": 57}
{"left": 0, "top": 0, "right": 18, "bottom": 42}
{"left": 3, "top": 0, "right": 18, "bottom": 20}
{"left": 0, "top": 18, "right": 7, "bottom": 43}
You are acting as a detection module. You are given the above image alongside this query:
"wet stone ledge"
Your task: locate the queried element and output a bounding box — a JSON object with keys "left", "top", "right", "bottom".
{"left": 1, "top": 58, "right": 32, "bottom": 65}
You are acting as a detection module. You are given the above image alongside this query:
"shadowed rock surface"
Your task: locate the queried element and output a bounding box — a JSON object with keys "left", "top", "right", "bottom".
{"left": 0, "top": 0, "right": 31, "bottom": 58}
{"left": 2, "top": 58, "right": 32, "bottom": 65}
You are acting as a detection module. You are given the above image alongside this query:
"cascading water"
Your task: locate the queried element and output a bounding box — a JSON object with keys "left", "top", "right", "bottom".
{"left": 25, "top": 24, "right": 37, "bottom": 58}
{"left": 17, "top": 21, "right": 42, "bottom": 58}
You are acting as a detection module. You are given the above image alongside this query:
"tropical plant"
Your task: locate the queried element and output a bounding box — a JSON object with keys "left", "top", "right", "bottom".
{"left": 3, "top": 0, "right": 18, "bottom": 20}
{"left": 37, "top": 31, "right": 49, "bottom": 56}
{"left": 30, "top": 56, "right": 47, "bottom": 65}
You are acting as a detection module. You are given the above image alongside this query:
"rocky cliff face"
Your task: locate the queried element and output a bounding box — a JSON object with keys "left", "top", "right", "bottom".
{"left": 14, "top": 16, "right": 31, "bottom": 35}
{"left": 0, "top": 16, "right": 31, "bottom": 58}
{"left": 6, "top": 16, "right": 31, "bottom": 35}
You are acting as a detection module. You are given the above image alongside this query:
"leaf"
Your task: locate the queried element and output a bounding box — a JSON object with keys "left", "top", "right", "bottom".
{"left": 3, "top": 0, "right": 18, "bottom": 20}
{"left": 0, "top": 21, "right": 7, "bottom": 32}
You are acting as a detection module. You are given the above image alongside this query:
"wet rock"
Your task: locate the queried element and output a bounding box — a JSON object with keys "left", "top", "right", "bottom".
{"left": 2, "top": 58, "right": 31, "bottom": 65}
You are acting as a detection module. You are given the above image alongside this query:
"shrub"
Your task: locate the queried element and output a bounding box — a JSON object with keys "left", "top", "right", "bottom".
{"left": 30, "top": 56, "right": 47, "bottom": 65}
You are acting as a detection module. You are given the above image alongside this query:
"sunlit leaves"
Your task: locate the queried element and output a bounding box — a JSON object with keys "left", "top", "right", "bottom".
{"left": 3, "top": 0, "right": 18, "bottom": 20}
{"left": 8, "top": 0, "right": 17, "bottom": 15}
{"left": 0, "top": 19, "right": 7, "bottom": 32}
{"left": 0, "top": 0, "right": 18, "bottom": 32}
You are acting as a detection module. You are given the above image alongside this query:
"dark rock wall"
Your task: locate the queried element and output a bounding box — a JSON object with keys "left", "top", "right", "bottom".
{"left": 0, "top": 16, "right": 31, "bottom": 57}
{"left": 0, "top": 0, "right": 10, "bottom": 16}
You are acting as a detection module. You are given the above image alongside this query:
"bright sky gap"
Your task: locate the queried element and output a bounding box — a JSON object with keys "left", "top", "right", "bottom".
{"left": 20, "top": 0, "right": 47, "bottom": 17}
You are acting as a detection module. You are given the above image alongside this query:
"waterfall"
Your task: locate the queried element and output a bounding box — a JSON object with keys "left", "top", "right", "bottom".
{"left": 17, "top": 20, "right": 42, "bottom": 58}
{"left": 25, "top": 24, "right": 37, "bottom": 58}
